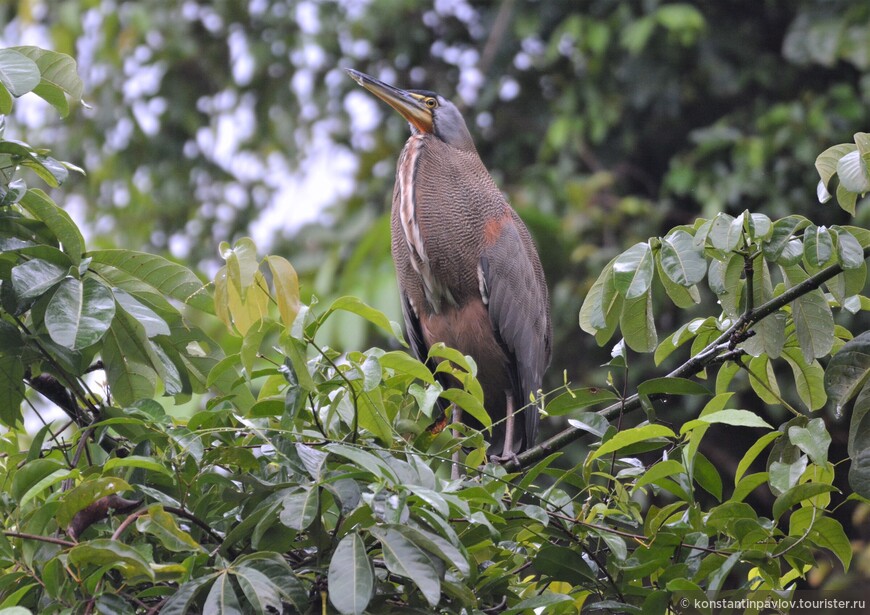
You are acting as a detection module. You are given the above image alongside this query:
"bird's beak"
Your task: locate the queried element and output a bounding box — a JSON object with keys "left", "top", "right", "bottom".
{"left": 345, "top": 68, "right": 434, "bottom": 134}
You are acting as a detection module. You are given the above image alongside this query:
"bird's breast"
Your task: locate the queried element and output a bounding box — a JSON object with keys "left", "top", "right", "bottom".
{"left": 395, "top": 135, "right": 462, "bottom": 314}
{"left": 393, "top": 135, "right": 508, "bottom": 317}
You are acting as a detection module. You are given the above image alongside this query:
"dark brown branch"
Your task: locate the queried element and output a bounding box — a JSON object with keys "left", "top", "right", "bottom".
{"left": 507, "top": 245, "right": 870, "bottom": 471}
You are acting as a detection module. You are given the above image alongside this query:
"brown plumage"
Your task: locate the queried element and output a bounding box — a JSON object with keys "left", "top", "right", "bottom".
{"left": 347, "top": 69, "right": 551, "bottom": 458}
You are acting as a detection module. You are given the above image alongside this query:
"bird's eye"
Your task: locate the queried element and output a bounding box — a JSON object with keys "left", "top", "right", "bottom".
{"left": 425, "top": 97, "right": 437, "bottom": 108}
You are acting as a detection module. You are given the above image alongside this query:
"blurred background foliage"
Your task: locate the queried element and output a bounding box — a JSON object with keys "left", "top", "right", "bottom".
{"left": 4, "top": 0, "right": 869, "bottom": 366}
{"left": 3, "top": 0, "right": 870, "bottom": 587}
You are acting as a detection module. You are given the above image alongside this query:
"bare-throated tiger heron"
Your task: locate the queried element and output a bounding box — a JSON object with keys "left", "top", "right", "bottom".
{"left": 347, "top": 69, "right": 551, "bottom": 460}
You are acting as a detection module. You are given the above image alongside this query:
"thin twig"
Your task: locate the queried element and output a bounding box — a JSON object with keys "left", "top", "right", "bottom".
{"left": 3, "top": 531, "right": 76, "bottom": 548}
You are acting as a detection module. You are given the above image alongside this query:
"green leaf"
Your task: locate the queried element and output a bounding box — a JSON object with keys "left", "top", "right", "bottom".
{"left": 11, "top": 458, "right": 67, "bottom": 502}
{"left": 613, "top": 241, "right": 654, "bottom": 299}
{"left": 326, "top": 444, "right": 399, "bottom": 483}
{"left": 369, "top": 526, "right": 441, "bottom": 607}
{"left": 772, "top": 483, "right": 838, "bottom": 520}
{"left": 20, "top": 153, "right": 69, "bottom": 187}
{"left": 321, "top": 296, "right": 404, "bottom": 342}
{"left": 580, "top": 259, "right": 623, "bottom": 345}
{"left": 708, "top": 253, "right": 744, "bottom": 318}
{"left": 389, "top": 524, "right": 470, "bottom": 576}
{"left": 835, "top": 228, "right": 866, "bottom": 269}
{"left": 221, "top": 237, "right": 259, "bottom": 300}
{"left": 533, "top": 545, "right": 596, "bottom": 585}
{"left": 788, "top": 418, "right": 830, "bottom": 465}
{"left": 763, "top": 215, "right": 808, "bottom": 261}
{"left": 10, "top": 258, "right": 66, "bottom": 301}
{"left": 747, "top": 213, "right": 772, "bottom": 240}
{"left": 10, "top": 47, "right": 83, "bottom": 116}
{"left": 136, "top": 504, "right": 205, "bottom": 553}
{"left": 264, "top": 255, "right": 301, "bottom": 329}
{"left": 19, "top": 189, "right": 84, "bottom": 263}
{"left": 781, "top": 265, "right": 834, "bottom": 363}
{"left": 68, "top": 539, "right": 154, "bottom": 581}
{"left": 589, "top": 526, "right": 628, "bottom": 560}
{"left": 279, "top": 486, "right": 319, "bottom": 531}
{"left": 296, "top": 443, "right": 329, "bottom": 480}
{"left": 620, "top": 290, "right": 657, "bottom": 353}
{"left": 848, "top": 406, "right": 870, "bottom": 498}
{"left": 234, "top": 553, "right": 308, "bottom": 612}
{"left": 637, "top": 377, "right": 711, "bottom": 397}
{"left": 782, "top": 347, "right": 827, "bottom": 411}
{"left": 708, "top": 551, "right": 741, "bottom": 595}
{"left": 579, "top": 260, "right": 616, "bottom": 334}
{"left": 567, "top": 413, "right": 611, "bottom": 437}
{"left": 589, "top": 424, "right": 675, "bottom": 461}
{"left": 89, "top": 250, "right": 212, "bottom": 314}
{"left": 0, "top": 49, "right": 40, "bottom": 96}
{"left": 101, "top": 313, "right": 158, "bottom": 406}
{"left": 836, "top": 182, "right": 859, "bottom": 215}
{"left": 746, "top": 355, "right": 781, "bottom": 405}
{"left": 634, "top": 459, "right": 685, "bottom": 491}
{"left": 440, "top": 388, "right": 490, "bottom": 429}
{"left": 708, "top": 213, "right": 742, "bottom": 251}
{"left": 659, "top": 230, "right": 706, "bottom": 286}
{"left": 816, "top": 143, "right": 856, "bottom": 189}
{"left": 45, "top": 277, "right": 115, "bottom": 350}
{"left": 715, "top": 360, "right": 740, "bottom": 394}
{"left": 545, "top": 388, "right": 619, "bottom": 415}
{"left": 56, "top": 477, "right": 133, "bottom": 528}
{"left": 203, "top": 572, "right": 243, "bottom": 615}
{"left": 655, "top": 252, "right": 700, "bottom": 308}
{"left": 735, "top": 431, "right": 780, "bottom": 484}
{"left": 239, "top": 319, "right": 277, "bottom": 381}
{"left": 356, "top": 387, "right": 394, "bottom": 443}
{"left": 159, "top": 576, "right": 217, "bottom": 615}
{"left": 817, "top": 179, "right": 832, "bottom": 204}
{"left": 741, "top": 257, "right": 785, "bottom": 359}
{"left": 233, "top": 565, "right": 283, "bottom": 615}
{"left": 0, "top": 355, "right": 25, "bottom": 426}
{"left": 328, "top": 532, "right": 375, "bottom": 615}
{"left": 849, "top": 384, "right": 870, "bottom": 459}
{"left": 803, "top": 225, "right": 834, "bottom": 268}
{"left": 379, "top": 350, "right": 435, "bottom": 384}
{"left": 789, "top": 508, "right": 852, "bottom": 570}
{"left": 776, "top": 239, "right": 804, "bottom": 266}
{"left": 680, "top": 409, "right": 772, "bottom": 434}
{"left": 837, "top": 149, "right": 870, "bottom": 194}
{"left": 503, "top": 594, "right": 573, "bottom": 614}
{"left": 0, "top": 83, "right": 11, "bottom": 113}
{"left": 825, "top": 331, "right": 870, "bottom": 412}
{"left": 693, "top": 452, "right": 723, "bottom": 501}
{"left": 732, "top": 472, "right": 769, "bottom": 503}
{"left": 113, "top": 288, "right": 170, "bottom": 338}
{"left": 103, "top": 455, "right": 173, "bottom": 479}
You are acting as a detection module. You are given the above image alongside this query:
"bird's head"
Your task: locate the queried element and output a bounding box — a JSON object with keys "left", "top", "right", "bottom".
{"left": 346, "top": 68, "right": 475, "bottom": 152}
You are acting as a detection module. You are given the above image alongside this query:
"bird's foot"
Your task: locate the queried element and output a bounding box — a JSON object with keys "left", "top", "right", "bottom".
{"left": 488, "top": 450, "right": 519, "bottom": 466}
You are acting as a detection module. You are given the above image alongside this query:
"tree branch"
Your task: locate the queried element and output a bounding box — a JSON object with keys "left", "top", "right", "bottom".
{"left": 507, "top": 246, "right": 870, "bottom": 471}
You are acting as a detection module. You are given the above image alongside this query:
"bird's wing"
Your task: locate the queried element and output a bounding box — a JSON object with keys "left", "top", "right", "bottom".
{"left": 480, "top": 212, "right": 551, "bottom": 446}
{"left": 400, "top": 291, "right": 429, "bottom": 363}
{"left": 399, "top": 290, "right": 454, "bottom": 430}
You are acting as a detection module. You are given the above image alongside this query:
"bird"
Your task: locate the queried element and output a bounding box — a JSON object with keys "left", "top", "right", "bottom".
{"left": 346, "top": 68, "right": 551, "bottom": 462}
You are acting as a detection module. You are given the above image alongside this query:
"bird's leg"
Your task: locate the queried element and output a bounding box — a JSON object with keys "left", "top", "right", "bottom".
{"left": 490, "top": 392, "right": 519, "bottom": 465}
{"left": 451, "top": 405, "right": 462, "bottom": 480}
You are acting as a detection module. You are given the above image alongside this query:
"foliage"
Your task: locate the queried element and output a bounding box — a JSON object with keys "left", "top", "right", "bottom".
{"left": 0, "top": 42, "right": 869, "bottom": 614}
